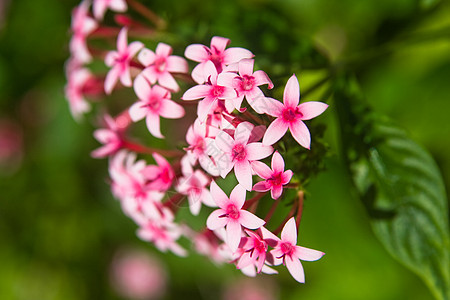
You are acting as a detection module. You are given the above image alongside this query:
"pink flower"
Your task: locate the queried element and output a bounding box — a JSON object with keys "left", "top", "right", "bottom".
{"left": 252, "top": 151, "right": 293, "bottom": 199}
{"left": 93, "top": 0, "right": 127, "bottom": 20}
{"left": 175, "top": 156, "right": 215, "bottom": 215}
{"left": 270, "top": 217, "right": 325, "bottom": 283}
{"left": 262, "top": 74, "right": 328, "bottom": 149}
{"left": 138, "top": 43, "right": 188, "bottom": 92}
{"left": 185, "top": 36, "right": 254, "bottom": 84}
{"left": 212, "top": 122, "right": 273, "bottom": 191}
{"left": 70, "top": 0, "right": 98, "bottom": 63}
{"left": 91, "top": 114, "right": 124, "bottom": 158}
{"left": 129, "top": 75, "right": 185, "bottom": 138}
{"left": 182, "top": 61, "right": 236, "bottom": 121}
{"left": 64, "top": 66, "right": 92, "bottom": 120}
{"left": 104, "top": 27, "right": 144, "bottom": 94}
{"left": 217, "top": 58, "right": 273, "bottom": 113}
{"left": 142, "top": 152, "right": 174, "bottom": 192}
{"left": 206, "top": 181, "right": 265, "bottom": 252}
{"left": 236, "top": 229, "right": 270, "bottom": 273}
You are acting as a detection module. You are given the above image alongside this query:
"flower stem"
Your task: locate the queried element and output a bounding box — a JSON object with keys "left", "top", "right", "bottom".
{"left": 127, "top": 0, "right": 166, "bottom": 29}
{"left": 264, "top": 197, "right": 280, "bottom": 222}
{"left": 122, "top": 140, "right": 183, "bottom": 158}
{"left": 243, "top": 192, "right": 266, "bottom": 210}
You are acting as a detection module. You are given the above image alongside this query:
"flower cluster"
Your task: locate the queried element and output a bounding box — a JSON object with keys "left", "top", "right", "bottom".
{"left": 66, "top": 0, "right": 327, "bottom": 283}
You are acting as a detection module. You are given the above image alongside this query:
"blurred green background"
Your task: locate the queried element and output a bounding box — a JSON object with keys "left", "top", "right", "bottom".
{"left": 0, "top": 0, "right": 449, "bottom": 299}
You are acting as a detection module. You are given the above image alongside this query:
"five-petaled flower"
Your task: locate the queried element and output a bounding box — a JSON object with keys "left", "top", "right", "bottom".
{"left": 270, "top": 217, "right": 325, "bottom": 283}
{"left": 206, "top": 181, "right": 265, "bottom": 252}
{"left": 262, "top": 74, "right": 328, "bottom": 149}
{"left": 129, "top": 75, "right": 185, "bottom": 138}
{"left": 185, "top": 36, "right": 254, "bottom": 84}
{"left": 104, "top": 27, "right": 144, "bottom": 94}
{"left": 252, "top": 151, "right": 293, "bottom": 199}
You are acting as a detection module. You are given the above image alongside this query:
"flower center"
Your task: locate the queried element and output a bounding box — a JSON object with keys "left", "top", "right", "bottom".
{"left": 226, "top": 204, "right": 240, "bottom": 220}
{"left": 160, "top": 168, "right": 171, "bottom": 183}
{"left": 268, "top": 172, "right": 283, "bottom": 186}
{"left": 210, "top": 46, "right": 223, "bottom": 72}
{"left": 145, "top": 96, "right": 161, "bottom": 111}
{"left": 193, "top": 137, "right": 205, "bottom": 154}
{"left": 154, "top": 57, "right": 166, "bottom": 73}
{"left": 211, "top": 85, "right": 224, "bottom": 98}
{"left": 240, "top": 75, "right": 255, "bottom": 91}
{"left": 232, "top": 144, "right": 247, "bottom": 161}
{"left": 280, "top": 242, "right": 294, "bottom": 255}
{"left": 282, "top": 107, "right": 301, "bottom": 122}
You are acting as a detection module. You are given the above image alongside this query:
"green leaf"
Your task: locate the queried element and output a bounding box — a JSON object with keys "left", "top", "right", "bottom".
{"left": 334, "top": 75, "right": 450, "bottom": 300}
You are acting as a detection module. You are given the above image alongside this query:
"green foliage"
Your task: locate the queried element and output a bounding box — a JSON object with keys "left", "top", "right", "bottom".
{"left": 335, "top": 75, "right": 450, "bottom": 300}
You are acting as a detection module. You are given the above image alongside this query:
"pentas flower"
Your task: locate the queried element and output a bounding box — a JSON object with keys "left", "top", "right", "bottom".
{"left": 185, "top": 36, "right": 254, "bottom": 84}
{"left": 70, "top": 0, "right": 98, "bottom": 63}
{"left": 65, "top": 66, "right": 93, "bottom": 120}
{"left": 142, "top": 153, "right": 174, "bottom": 192}
{"left": 206, "top": 182, "right": 265, "bottom": 252}
{"left": 211, "top": 122, "right": 273, "bottom": 191}
{"left": 217, "top": 58, "right": 273, "bottom": 113}
{"left": 252, "top": 151, "right": 293, "bottom": 199}
{"left": 270, "top": 217, "right": 325, "bottom": 283}
{"left": 91, "top": 114, "right": 124, "bottom": 158}
{"left": 262, "top": 74, "right": 328, "bottom": 149}
{"left": 182, "top": 61, "right": 236, "bottom": 121}
{"left": 129, "top": 75, "right": 185, "bottom": 138}
{"left": 176, "top": 157, "right": 215, "bottom": 215}
{"left": 93, "top": 0, "right": 127, "bottom": 20}
{"left": 104, "top": 27, "right": 144, "bottom": 94}
{"left": 138, "top": 43, "right": 188, "bottom": 92}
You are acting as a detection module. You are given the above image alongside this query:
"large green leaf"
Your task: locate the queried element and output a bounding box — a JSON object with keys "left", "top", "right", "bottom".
{"left": 334, "top": 75, "right": 450, "bottom": 300}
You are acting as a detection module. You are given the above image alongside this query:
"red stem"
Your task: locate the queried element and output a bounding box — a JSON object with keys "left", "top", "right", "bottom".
{"left": 264, "top": 197, "right": 281, "bottom": 222}
{"left": 243, "top": 192, "right": 266, "bottom": 210}
{"left": 122, "top": 140, "right": 183, "bottom": 158}
{"left": 127, "top": 0, "right": 166, "bottom": 29}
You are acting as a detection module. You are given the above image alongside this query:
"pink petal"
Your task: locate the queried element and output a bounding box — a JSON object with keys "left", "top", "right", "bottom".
{"left": 146, "top": 114, "right": 163, "bottom": 138}
{"left": 137, "top": 48, "right": 156, "bottom": 66}
{"left": 166, "top": 56, "right": 188, "bottom": 73}
{"left": 281, "top": 217, "right": 297, "bottom": 245}
{"left": 214, "top": 129, "right": 234, "bottom": 153}
{"left": 285, "top": 256, "right": 305, "bottom": 283}
{"left": 152, "top": 84, "right": 171, "bottom": 99}
{"left": 237, "top": 252, "right": 254, "bottom": 270}
{"left": 226, "top": 220, "right": 242, "bottom": 253}
{"left": 188, "top": 194, "right": 202, "bottom": 215}
{"left": 104, "top": 65, "right": 120, "bottom": 94}
{"left": 159, "top": 99, "right": 185, "bottom": 119}
{"left": 238, "top": 58, "right": 254, "bottom": 76}
{"left": 261, "top": 97, "right": 284, "bottom": 117}
{"left": 295, "top": 246, "right": 325, "bottom": 261}
{"left": 271, "top": 151, "right": 285, "bottom": 173}
{"left": 245, "top": 88, "right": 266, "bottom": 114}
{"left": 253, "top": 181, "right": 270, "bottom": 192}
{"left": 128, "top": 41, "right": 144, "bottom": 57}
{"left": 284, "top": 74, "right": 300, "bottom": 108}
{"left": 93, "top": 129, "right": 114, "bottom": 143}
{"left": 216, "top": 72, "right": 239, "bottom": 88}
{"left": 210, "top": 36, "right": 230, "bottom": 53}
{"left": 110, "top": 0, "right": 127, "bottom": 11}
{"left": 203, "top": 61, "right": 218, "bottom": 84}
{"left": 229, "top": 184, "right": 246, "bottom": 209}
{"left": 141, "top": 67, "right": 158, "bottom": 84}
{"left": 93, "top": 0, "right": 108, "bottom": 20}
{"left": 223, "top": 47, "right": 254, "bottom": 65}
{"left": 233, "top": 95, "right": 245, "bottom": 111}
{"left": 219, "top": 87, "right": 238, "bottom": 100}
{"left": 207, "top": 209, "right": 228, "bottom": 230}
{"left": 282, "top": 170, "right": 293, "bottom": 185}
{"left": 182, "top": 85, "right": 211, "bottom": 100}
{"left": 262, "top": 118, "right": 289, "bottom": 146}
{"left": 104, "top": 51, "right": 117, "bottom": 67}
{"left": 246, "top": 142, "right": 273, "bottom": 161}
{"left": 234, "top": 160, "right": 253, "bottom": 191}
{"left": 253, "top": 70, "right": 273, "bottom": 89}
{"left": 271, "top": 185, "right": 283, "bottom": 199}
{"left": 234, "top": 122, "right": 253, "bottom": 145}
{"left": 158, "top": 72, "right": 179, "bottom": 92}
{"left": 209, "top": 180, "right": 229, "bottom": 209}
{"left": 185, "top": 44, "right": 209, "bottom": 62}
{"left": 239, "top": 210, "right": 265, "bottom": 229}
{"left": 155, "top": 42, "right": 172, "bottom": 57}
{"left": 133, "top": 74, "right": 151, "bottom": 101}
{"left": 191, "top": 62, "right": 206, "bottom": 84}
{"left": 289, "top": 119, "right": 311, "bottom": 149}
{"left": 129, "top": 101, "right": 147, "bottom": 121}
{"left": 251, "top": 161, "right": 272, "bottom": 179}
{"left": 119, "top": 65, "right": 132, "bottom": 87}
{"left": 117, "top": 27, "right": 128, "bottom": 53}
{"left": 298, "top": 101, "right": 328, "bottom": 120}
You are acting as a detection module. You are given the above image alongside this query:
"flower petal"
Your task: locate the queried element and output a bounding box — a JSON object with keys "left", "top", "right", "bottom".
{"left": 104, "top": 66, "right": 120, "bottom": 94}
{"left": 159, "top": 99, "right": 185, "bottom": 119}
{"left": 226, "top": 220, "right": 242, "bottom": 253}
{"left": 262, "top": 118, "right": 289, "bottom": 146}
{"left": 184, "top": 44, "right": 209, "bottom": 62}
{"left": 234, "top": 160, "right": 253, "bottom": 191}
{"left": 146, "top": 113, "right": 163, "bottom": 138}
{"left": 295, "top": 246, "right": 325, "bottom": 261}
{"left": 271, "top": 185, "right": 283, "bottom": 199}
{"left": 137, "top": 48, "right": 156, "bottom": 66}
{"left": 260, "top": 97, "right": 284, "bottom": 117}
{"left": 271, "top": 151, "right": 285, "bottom": 173}
{"left": 116, "top": 27, "right": 128, "bottom": 53}
{"left": 281, "top": 217, "right": 297, "bottom": 245}
{"left": 253, "top": 70, "right": 273, "bottom": 89}
{"left": 214, "top": 130, "right": 234, "bottom": 153}
{"left": 282, "top": 170, "right": 293, "bottom": 185}
{"left": 155, "top": 42, "right": 172, "bottom": 57}
{"left": 234, "top": 122, "right": 253, "bottom": 145}
{"left": 166, "top": 56, "right": 188, "bottom": 73}
{"left": 223, "top": 47, "right": 254, "bottom": 65}
{"left": 210, "top": 36, "right": 230, "bottom": 53}
{"left": 289, "top": 119, "right": 311, "bottom": 149}
{"left": 207, "top": 209, "right": 228, "bottom": 230}
{"left": 230, "top": 183, "right": 247, "bottom": 209}
{"left": 158, "top": 72, "right": 180, "bottom": 92}
{"left": 129, "top": 101, "right": 147, "bottom": 121}
{"left": 246, "top": 142, "right": 273, "bottom": 161}
{"left": 283, "top": 74, "right": 300, "bottom": 107}
{"left": 182, "top": 85, "right": 211, "bottom": 100}
{"left": 133, "top": 74, "right": 151, "bottom": 101}
{"left": 253, "top": 181, "right": 270, "bottom": 192}
{"left": 209, "top": 180, "right": 229, "bottom": 209}
{"left": 238, "top": 58, "right": 254, "bottom": 76}
{"left": 251, "top": 161, "right": 272, "bottom": 179}
{"left": 239, "top": 210, "right": 265, "bottom": 229}
{"left": 298, "top": 101, "right": 328, "bottom": 120}
{"left": 285, "top": 256, "right": 305, "bottom": 283}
